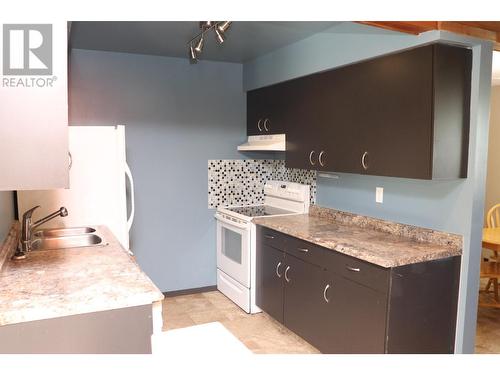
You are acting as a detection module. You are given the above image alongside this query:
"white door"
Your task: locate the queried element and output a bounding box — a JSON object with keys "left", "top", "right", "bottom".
{"left": 215, "top": 213, "right": 251, "bottom": 288}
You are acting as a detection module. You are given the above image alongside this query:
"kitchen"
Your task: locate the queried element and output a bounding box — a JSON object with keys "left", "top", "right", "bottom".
{"left": 0, "top": 2, "right": 499, "bottom": 371}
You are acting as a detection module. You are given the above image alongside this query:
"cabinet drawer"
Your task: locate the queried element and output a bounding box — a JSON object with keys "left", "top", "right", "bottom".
{"left": 285, "top": 236, "right": 325, "bottom": 268}
{"left": 328, "top": 254, "right": 390, "bottom": 293}
{"left": 259, "top": 226, "right": 285, "bottom": 250}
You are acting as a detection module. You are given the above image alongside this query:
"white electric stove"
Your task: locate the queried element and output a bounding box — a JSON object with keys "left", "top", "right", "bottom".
{"left": 215, "top": 181, "right": 311, "bottom": 313}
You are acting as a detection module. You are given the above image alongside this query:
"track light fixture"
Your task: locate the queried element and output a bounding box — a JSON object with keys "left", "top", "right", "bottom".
{"left": 189, "top": 44, "right": 197, "bottom": 64}
{"left": 194, "top": 35, "right": 204, "bottom": 53}
{"left": 217, "top": 21, "right": 232, "bottom": 33}
{"left": 200, "top": 21, "right": 214, "bottom": 29}
{"left": 187, "top": 21, "right": 233, "bottom": 63}
{"left": 214, "top": 27, "right": 225, "bottom": 44}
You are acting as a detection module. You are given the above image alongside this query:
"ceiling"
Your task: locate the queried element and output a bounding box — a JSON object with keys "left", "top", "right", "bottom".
{"left": 70, "top": 21, "right": 500, "bottom": 85}
{"left": 69, "top": 21, "right": 338, "bottom": 63}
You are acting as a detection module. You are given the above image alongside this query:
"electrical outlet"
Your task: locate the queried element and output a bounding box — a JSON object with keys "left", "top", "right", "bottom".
{"left": 376, "top": 187, "right": 383, "bottom": 203}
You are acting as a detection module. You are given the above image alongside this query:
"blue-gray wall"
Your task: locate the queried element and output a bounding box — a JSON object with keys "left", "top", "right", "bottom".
{"left": 69, "top": 49, "right": 247, "bottom": 292}
{"left": 243, "top": 22, "right": 493, "bottom": 353}
{"left": 0, "top": 192, "right": 14, "bottom": 242}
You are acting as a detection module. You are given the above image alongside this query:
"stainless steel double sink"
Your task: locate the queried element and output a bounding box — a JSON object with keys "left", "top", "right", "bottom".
{"left": 31, "top": 227, "right": 107, "bottom": 251}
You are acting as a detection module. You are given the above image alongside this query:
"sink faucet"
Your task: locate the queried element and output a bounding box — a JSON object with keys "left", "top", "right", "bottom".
{"left": 13, "top": 206, "right": 68, "bottom": 259}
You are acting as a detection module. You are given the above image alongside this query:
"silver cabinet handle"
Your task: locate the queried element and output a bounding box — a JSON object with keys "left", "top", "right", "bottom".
{"left": 346, "top": 266, "right": 361, "bottom": 272}
{"left": 276, "top": 262, "right": 282, "bottom": 278}
{"left": 263, "top": 118, "right": 270, "bottom": 132}
{"left": 309, "top": 151, "right": 316, "bottom": 166}
{"left": 298, "top": 248, "right": 309, "bottom": 253}
{"left": 264, "top": 234, "right": 275, "bottom": 239}
{"left": 361, "top": 151, "right": 368, "bottom": 170}
{"left": 284, "top": 266, "right": 291, "bottom": 283}
{"left": 323, "top": 284, "right": 330, "bottom": 303}
{"left": 68, "top": 151, "right": 73, "bottom": 170}
{"left": 318, "top": 150, "right": 325, "bottom": 167}
{"left": 257, "top": 119, "right": 263, "bottom": 132}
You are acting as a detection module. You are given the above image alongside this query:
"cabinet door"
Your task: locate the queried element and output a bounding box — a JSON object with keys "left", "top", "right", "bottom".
{"left": 263, "top": 82, "right": 288, "bottom": 135}
{"left": 256, "top": 243, "right": 285, "bottom": 323}
{"left": 247, "top": 88, "right": 266, "bottom": 135}
{"left": 247, "top": 84, "right": 288, "bottom": 136}
{"left": 316, "top": 272, "right": 388, "bottom": 353}
{"left": 283, "top": 254, "right": 325, "bottom": 348}
{"left": 311, "top": 63, "right": 366, "bottom": 173}
{"left": 355, "top": 46, "right": 434, "bottom": 179}
{"left": 0, "top": 22, "right": 69, "bottom": 190}
{"left": 285, "top": 75, "right": 320, "bottom": 170}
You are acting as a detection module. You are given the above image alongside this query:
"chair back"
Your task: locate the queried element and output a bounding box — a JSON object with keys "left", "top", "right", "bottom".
{"left": 487, "top": 204, "right": 500, "bottom": 228}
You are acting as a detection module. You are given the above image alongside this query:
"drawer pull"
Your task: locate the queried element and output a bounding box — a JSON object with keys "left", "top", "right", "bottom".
{"left": 284, "top": 266, "right": 291, "bottom": 283}
{"left": 298, "top": 248, "right": 309, "bottom": 253}
{"left": 323, "top": 284, "right": 330, "bottom": 303}
{"left": 346, "top": 266, "right": 361, "bottom": 272}
{"left": 361, "top": 151, "right": 369, "bottom": 170}
{"left": 276, "top": 262, "right": 282, "bottom": 278}
{"left": 264, "top": 234, "right": 275, "bottom": 240}
{"left": 263, "top": 118, "right": 270, "bottom": 132}
{"left": 257, "top": 119, "right": 263, "bottom": 132}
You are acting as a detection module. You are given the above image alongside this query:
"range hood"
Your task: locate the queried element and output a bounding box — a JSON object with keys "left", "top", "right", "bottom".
{"left": 237, "top": 134, "right": 286, "bottom": 151}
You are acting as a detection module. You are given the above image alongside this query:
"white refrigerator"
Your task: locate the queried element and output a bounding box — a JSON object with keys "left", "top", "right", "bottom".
{"left": 17, "top": 125, "right": 135, "bottom": 252}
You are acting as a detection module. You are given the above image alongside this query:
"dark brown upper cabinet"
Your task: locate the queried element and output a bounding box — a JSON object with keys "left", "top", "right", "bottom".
{"left": 247, "top": 43, "right": 472, "bottom": 180}
{"left": 247, "top": 81, "right": 291, "bottom": 135}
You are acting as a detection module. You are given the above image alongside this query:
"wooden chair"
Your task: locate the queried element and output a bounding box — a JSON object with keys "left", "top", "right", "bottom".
{"left": 484, "top": 204, "right": 500, "bottom": 299}
{"left": 480, "top": 262, "right": 500, "bottom": 306}
{"left": 487, "top": 203, "right": 500, "bottom": 229}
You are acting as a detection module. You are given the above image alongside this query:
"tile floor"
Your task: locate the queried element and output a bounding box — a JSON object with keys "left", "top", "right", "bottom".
{"left": 162, "top": 291, "right": 319, "bottom": 354}
{"left": 162, "top": 290, "right": 500, "bottom": 354}
{"left": 476, "top": 281, "right": 500, "bottom": 354}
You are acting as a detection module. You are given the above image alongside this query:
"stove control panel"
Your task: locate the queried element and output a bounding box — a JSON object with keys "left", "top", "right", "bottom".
{"left": 264, "top": 180, "right": 310, "bottom": 203}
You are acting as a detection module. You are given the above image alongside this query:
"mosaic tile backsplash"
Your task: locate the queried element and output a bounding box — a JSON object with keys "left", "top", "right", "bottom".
{"left": 208, "top": 160, "right": 317, "bottom": 208}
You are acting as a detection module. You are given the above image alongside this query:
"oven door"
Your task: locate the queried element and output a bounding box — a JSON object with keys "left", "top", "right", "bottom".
{"left": 215, "top": 213, "right": 251, "bottom": 288}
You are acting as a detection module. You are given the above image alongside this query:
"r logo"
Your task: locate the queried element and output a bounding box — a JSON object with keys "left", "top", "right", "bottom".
{"left": 3, "top": 24, "right": 52, "bottom": 75}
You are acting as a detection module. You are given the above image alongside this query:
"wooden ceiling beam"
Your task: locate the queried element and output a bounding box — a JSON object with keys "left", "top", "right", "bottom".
{"left": 357, "top": 21, "right": 500, "bottom": 51}
{"left": 357, "top": 21, "right": 438, "bottom": 35}
{"left": 437, "top": 21, "right": 500, "bottom": 50}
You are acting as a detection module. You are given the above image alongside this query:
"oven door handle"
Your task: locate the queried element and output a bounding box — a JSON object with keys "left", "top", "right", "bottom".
{"left": 214, "top": 213, "right": 249, "bottom": 230}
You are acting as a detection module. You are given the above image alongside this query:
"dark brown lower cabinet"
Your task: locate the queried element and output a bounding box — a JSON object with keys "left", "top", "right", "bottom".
{"left": 385, "top": 259, "right": 461, "bottom": 353}
{"left": 282, "top": 262, "right": 387, "bottom": 354}
{"left": 256, "top": 244, "right": 285, "bottom": 323}
{"left": 283, "top": 254, "right": 325, "bottom": 346}
{"left": 316, "top": 272, "right": 387, "bottom": 353}
{"left": 256, "top": 225, "right": 461, "bottom": 354}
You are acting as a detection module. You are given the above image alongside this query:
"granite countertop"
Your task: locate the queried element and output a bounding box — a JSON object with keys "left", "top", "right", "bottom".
{"left": 0, "top": 225, "right": 164, "bottom": 327}
{"left": 253, "top": 206, "right": 462, "bottom": 268}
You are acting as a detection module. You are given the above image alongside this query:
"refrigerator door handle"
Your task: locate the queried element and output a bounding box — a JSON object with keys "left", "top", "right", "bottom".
{"left": 125, "top": 162, "right": 135, "bottom": 233}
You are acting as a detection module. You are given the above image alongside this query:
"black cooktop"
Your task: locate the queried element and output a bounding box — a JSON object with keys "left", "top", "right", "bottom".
{"left": 225, "top": 205, "right": 295, "bottom": 218}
